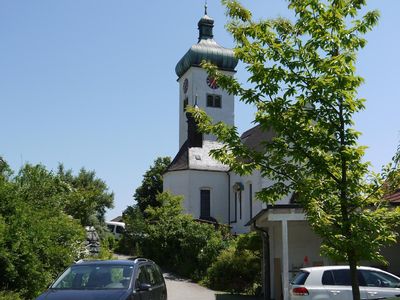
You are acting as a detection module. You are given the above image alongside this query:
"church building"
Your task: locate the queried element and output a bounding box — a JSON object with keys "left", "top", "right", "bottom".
{"left": 163, "top": 6, "right": 270, "bottom": 235}
{"left": 162, "top": 8, "right": 314, "bottom": 300}
{"left": 162, "top": 7, "right": 400, "bottom": 300}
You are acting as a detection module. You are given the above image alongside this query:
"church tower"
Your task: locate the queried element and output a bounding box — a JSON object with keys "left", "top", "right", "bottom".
{"left": 163, "top": 6, "right": 238, "bottom": 224}
{"left": 175, "top": 6, "right": 238, "bottom": 148}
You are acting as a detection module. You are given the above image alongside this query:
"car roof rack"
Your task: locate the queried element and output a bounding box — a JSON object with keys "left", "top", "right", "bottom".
{"left": 73, "top": 257, "right": 151, "bottom": 265}
{"left": 75, "top": 259, "right": 85, "bottom": 264}
{"left": 128, "top": 257, "right": 149, "bottom": 263}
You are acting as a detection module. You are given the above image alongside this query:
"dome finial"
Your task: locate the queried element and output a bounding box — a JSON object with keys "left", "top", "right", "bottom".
{"left": 197, "top": 3, "right": 214, "bottom": 42}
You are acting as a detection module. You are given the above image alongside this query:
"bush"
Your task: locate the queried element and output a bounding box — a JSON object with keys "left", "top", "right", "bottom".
{"left": 0, "top": 163, "right": 86, "bottom": 299}
{"left": 204, "top": 232, "right": 262, "bottom": 294}
{"left": 0, "top": 290, "right": 23, "bottom": 300}
{"left": 96, "top": 235, "right": 116, "bottom": 260}
{"left": 122, "top": 192, "right": 228, "bottom": 280}
{"left": 119, "top": 205, "right": 147, "bottom": 256}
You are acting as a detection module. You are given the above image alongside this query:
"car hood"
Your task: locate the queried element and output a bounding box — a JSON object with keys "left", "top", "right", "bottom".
{"left": 36, "top": 289, "right": 130, "bottom": 300}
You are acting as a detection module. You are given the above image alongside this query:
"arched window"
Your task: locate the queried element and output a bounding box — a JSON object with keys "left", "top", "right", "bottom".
{"left": 200, "top": 189, "right": 211, "bottom": 220}
{"left": 233, "top": 182, "right": 244, "bottom": 221}
{"left": 249, "top": 183, "right": 253, "bottom": 219}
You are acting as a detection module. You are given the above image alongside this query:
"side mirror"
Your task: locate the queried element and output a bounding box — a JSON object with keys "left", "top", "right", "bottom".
{"left": 137, "top": 283, "right": 152, "bottom": 291}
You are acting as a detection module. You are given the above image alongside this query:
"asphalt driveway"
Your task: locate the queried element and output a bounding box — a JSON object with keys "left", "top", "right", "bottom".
{"left": 164, "top": 273, "right": 216, "bottom": 300}
{"left": 164, "top": 273, "right": 262, "bottom": 300}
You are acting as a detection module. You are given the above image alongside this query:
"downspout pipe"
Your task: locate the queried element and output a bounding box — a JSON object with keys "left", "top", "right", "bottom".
{"left": 254, "top": 220, "right": 271, "bottom": 300}
{"left": 227, "top": 171, "right": 231, "bottom": 225}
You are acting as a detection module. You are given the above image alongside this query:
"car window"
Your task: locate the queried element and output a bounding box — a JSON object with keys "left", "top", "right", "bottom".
{"left": 107, "top": 225, "right": 115, "bottom": 232}
{"left": 136, "top": 266, "right": 150, "bottom": 288}
{"left": 361, "top": 270, "right": 400, "bottom": 288}
{"left": 147, "top": 265, "right": 155, "bottom": 286}
{"left": 119, "top": 266, "right": 133, "bottom": 288}
{"left": 146, "top": 264, "right": 164, "bottom": 286}
{"left": 291, "top": 271, "right": 309, "bottom": 285}
{"left": 87, "top": 269, "right": 112, "bottom": 288}
{"left": 331, "top": 269, "right": 351, "bottom": 285}
{"left": 322, "top": 270, "right": 335, "bottom": 285}
{"left": 52, "top": 265, "right": 132, "bottom": 289}
{"left": 152, "top": 264, "right": 164, "bottom": 285}
{"left": 52, "top": 266, "right": 92, "bottom": 289}
{"left": 116, "top": 225, "right": 124, "bottom": 234}
{"left": 324, "top": 269, "right": 365, "bottom": 286}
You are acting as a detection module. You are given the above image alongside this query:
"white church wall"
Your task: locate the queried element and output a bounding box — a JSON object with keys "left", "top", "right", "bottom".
{"left": 228, "top": 169, "right": 291, "bottom": 234}
{"left": 163, "top": 169, "right": 229, "bottom": 223}
{"left": 163, "top": 170, "right": 191, "bottom": 209}
{"left": 229, "top": 170, "right": 265, "bottom": 234}
{"left": 260, "top": 176, "right": 294, "bottom": 205}
{"left": 189, "top": 170, "right": 229, "bottom": 223}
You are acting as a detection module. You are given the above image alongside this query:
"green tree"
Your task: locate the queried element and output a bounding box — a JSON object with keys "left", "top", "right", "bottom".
{"left": 190, "top": 1, "right": 400, "bottom": 299}
{"left": 57, "top": 164, "right": 114, "bottom": 226}
{"left": 132, "top": 157, "right": 171, "bottom": 213}
{"left": 0, "top": 160, "right": 85, "bottom": 298}
{"left": 119, "top": 205, "right": 147, "bottom": 255}
{"left": 121, "top": 157, "right": 171, "bottom": 253}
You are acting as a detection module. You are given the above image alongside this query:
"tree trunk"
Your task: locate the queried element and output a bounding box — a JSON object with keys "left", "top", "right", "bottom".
{"left": 348, "top": 250, "right": 361, "bottom": 300}
{"left": 339, "top": 98, "right": 361, "bottom": 300}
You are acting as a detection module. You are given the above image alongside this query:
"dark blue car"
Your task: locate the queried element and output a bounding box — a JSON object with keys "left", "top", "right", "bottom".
{"left": 36, "top": 258, "right": 167, "bottom": 300}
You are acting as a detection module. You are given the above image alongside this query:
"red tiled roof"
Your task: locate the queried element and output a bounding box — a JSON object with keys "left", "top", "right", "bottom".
{"left": 385, "top": 190, "right": 400, "bottom": 205}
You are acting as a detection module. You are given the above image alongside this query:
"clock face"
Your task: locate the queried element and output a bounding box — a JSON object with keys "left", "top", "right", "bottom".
{"left": 206, "top": 76, "right": 218, "bottom": 89}
{"left": 183, "top": 78, "right": 189, "bottom": 94}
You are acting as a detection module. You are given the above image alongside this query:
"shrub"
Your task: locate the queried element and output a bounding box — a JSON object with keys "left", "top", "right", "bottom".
{"left": 122, "top": 192, "right": 228, "bottom": 280}
{"left": 119, "top": 205, "right": 147, "bottom": 256}
{"left": 0, "top": 163, "right": 86, "bottom": 299}
{"left": 204, "top": 232, "right": 262, "bottom": 294}
{"left": 0, "top": 290, "right": 23, "bottom": 300}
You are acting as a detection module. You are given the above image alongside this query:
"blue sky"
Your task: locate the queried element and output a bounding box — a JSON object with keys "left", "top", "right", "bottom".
{"left": 1, "top": 1, "right": 399, "bottom": 219}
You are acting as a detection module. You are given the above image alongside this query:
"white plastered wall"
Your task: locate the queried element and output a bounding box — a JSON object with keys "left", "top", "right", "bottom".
{"left": 163, "top": 169, "right": 229, "bottom": 223}
{"left": 229, "top": 171, "right": 263, "bottom": 234}
{"left": 266, "top": 220, "right": 326, "bottom": 300}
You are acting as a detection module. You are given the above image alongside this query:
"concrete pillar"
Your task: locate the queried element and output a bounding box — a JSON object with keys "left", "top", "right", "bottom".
{"left": 261, "top": 231, "right": 271, "bottom": 300}
{"left": 282, "top": 220, "right": 289, "bottom": 300}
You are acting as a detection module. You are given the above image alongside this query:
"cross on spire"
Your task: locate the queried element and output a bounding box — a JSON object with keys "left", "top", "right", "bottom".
{"left": 204, "top": 0, "right": 208, "bottom": 15}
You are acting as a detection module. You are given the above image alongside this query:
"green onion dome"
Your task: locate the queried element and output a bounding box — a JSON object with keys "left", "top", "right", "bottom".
{"left": 175, "top": 14, "right": 238, "bottom": 78}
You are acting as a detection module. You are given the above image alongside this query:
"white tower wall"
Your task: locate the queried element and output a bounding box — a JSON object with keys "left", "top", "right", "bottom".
{"left": 178, "top": 67, "right": 235, "bottom": 148}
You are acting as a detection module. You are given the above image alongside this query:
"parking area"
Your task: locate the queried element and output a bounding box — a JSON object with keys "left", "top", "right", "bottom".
{"left": 115, "top": 255, "right": 261, "bottom": 300}
{"left": 164, "top": 273, "right": 216, "bottom": 300}
{"left": 164, "top": 273, "right": 262, "bottom": 300}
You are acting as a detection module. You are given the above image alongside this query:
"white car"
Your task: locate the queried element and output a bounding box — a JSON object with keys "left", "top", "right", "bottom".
{"left": 106, "top": 221, "right": 125, "bottom": 239}
{"left": 290, "top": 265, "right": 400, "bottom": 300}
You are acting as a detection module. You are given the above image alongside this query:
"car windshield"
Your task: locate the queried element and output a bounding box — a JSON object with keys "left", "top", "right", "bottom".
{"left": 51, "top": 264, "right": 134, "bottom": 290}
